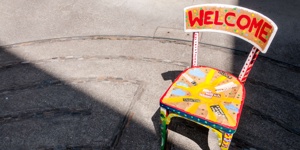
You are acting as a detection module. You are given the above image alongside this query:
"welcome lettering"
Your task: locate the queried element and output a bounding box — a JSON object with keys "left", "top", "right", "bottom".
{"left": 187, "top": 9, "right": 272, "bottom": 43}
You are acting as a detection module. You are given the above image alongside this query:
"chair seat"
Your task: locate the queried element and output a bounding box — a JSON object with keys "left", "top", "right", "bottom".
{"left": 160, "top": 66, "right": 245, "bottom": 132}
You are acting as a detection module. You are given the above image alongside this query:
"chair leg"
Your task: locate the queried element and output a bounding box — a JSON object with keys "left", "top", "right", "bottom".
{"left": 220, "top": 133, "right": 233, "bottom": 150}
{"left": 209, "top": 128, "right": 223, "bottom": 147}
{"left": 160, "top": 107, "right": 169, "bottom": 150}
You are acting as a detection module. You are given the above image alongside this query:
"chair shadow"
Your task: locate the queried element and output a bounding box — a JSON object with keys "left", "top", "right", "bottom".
{"left": 151, "top": 70, "right": 210, "bottom": 150}
{"left": 161, "top": 70, "right": 183, "bottom": 82}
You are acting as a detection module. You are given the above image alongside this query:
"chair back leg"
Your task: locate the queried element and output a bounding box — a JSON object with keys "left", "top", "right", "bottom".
{"left": 238, "top": 46, "right": 260, "bottom": 83}
{"left": 191, "top": 32, "right": 199, "bottom": 67}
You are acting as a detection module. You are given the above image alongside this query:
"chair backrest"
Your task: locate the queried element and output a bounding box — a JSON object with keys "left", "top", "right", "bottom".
{"left": 184, "top": 4, "right": 278, "bottom": 83}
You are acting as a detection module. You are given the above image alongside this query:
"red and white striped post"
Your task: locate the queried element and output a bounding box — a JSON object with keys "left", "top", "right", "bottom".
{"left": 191, "top": 32, "right": 199, "bottom": 67}
{"left": 238, "top": 46, "right": 260, "bottom": 83}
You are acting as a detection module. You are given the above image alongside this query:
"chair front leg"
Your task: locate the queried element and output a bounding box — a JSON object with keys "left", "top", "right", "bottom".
{"left": 160, "top": 107, "right": 169, "bottom": 150}
{"left": 220, "top": 133, "right": 234, "bottom": 150}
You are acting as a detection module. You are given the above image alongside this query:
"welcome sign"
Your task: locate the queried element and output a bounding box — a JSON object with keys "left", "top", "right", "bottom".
{"left": 184, "top": 4, "right": 278, "bottom": 53}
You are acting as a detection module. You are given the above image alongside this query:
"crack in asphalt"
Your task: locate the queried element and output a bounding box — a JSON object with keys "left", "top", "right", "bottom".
{"left": 110, "top": 81, "right": 145, "bottom": 148}
{"left": 0, "top": 55, "right": 189, "bottom": 71}
{"left": 245, "top": 105, "right": 300, "bottom": 136}
{"left": 0, "top": 108, "right": 92, "bottom": 125}
{"left": 247, "top": 78, "right": 300, "bottom": 103}
{"left": 0, "top": 76, "right": 140, "bottom": 95}
{"left": 1, "top": 35, "right": 299, "bottom": 72}
{"left": 0, "top": 76, "right": 145, "bottom": 149}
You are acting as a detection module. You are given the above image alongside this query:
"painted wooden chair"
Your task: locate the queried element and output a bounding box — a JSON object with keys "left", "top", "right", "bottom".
{"left": 160, "top": 4, "right": 278, "bottom": 150}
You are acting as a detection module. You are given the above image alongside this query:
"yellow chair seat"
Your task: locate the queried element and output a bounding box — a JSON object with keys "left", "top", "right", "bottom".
{"left": 160, "top": 66, "right": 245, "bottom": 132}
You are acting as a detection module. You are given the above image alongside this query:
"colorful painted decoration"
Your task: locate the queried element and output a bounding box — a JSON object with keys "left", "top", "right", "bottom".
{"left": 160, "top": 67, "right": 244, "bottom": 150}
{"left": 160, "top": 67, "right": 245, "bottom": 130}
{"left": 184, "top": 4, "right": 278, "bottom": 53}
{"left": 160, "top": 4, "right": 278, "bottom": 150}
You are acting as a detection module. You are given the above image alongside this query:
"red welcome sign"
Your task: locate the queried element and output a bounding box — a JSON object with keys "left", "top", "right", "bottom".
{"left": 184, "top": 4, "right": 278, "bottom": 53}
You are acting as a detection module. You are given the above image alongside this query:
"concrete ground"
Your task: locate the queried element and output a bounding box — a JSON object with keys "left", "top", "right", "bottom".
{"left": 0, "top": 0, "right": 299, "bottom": 150}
